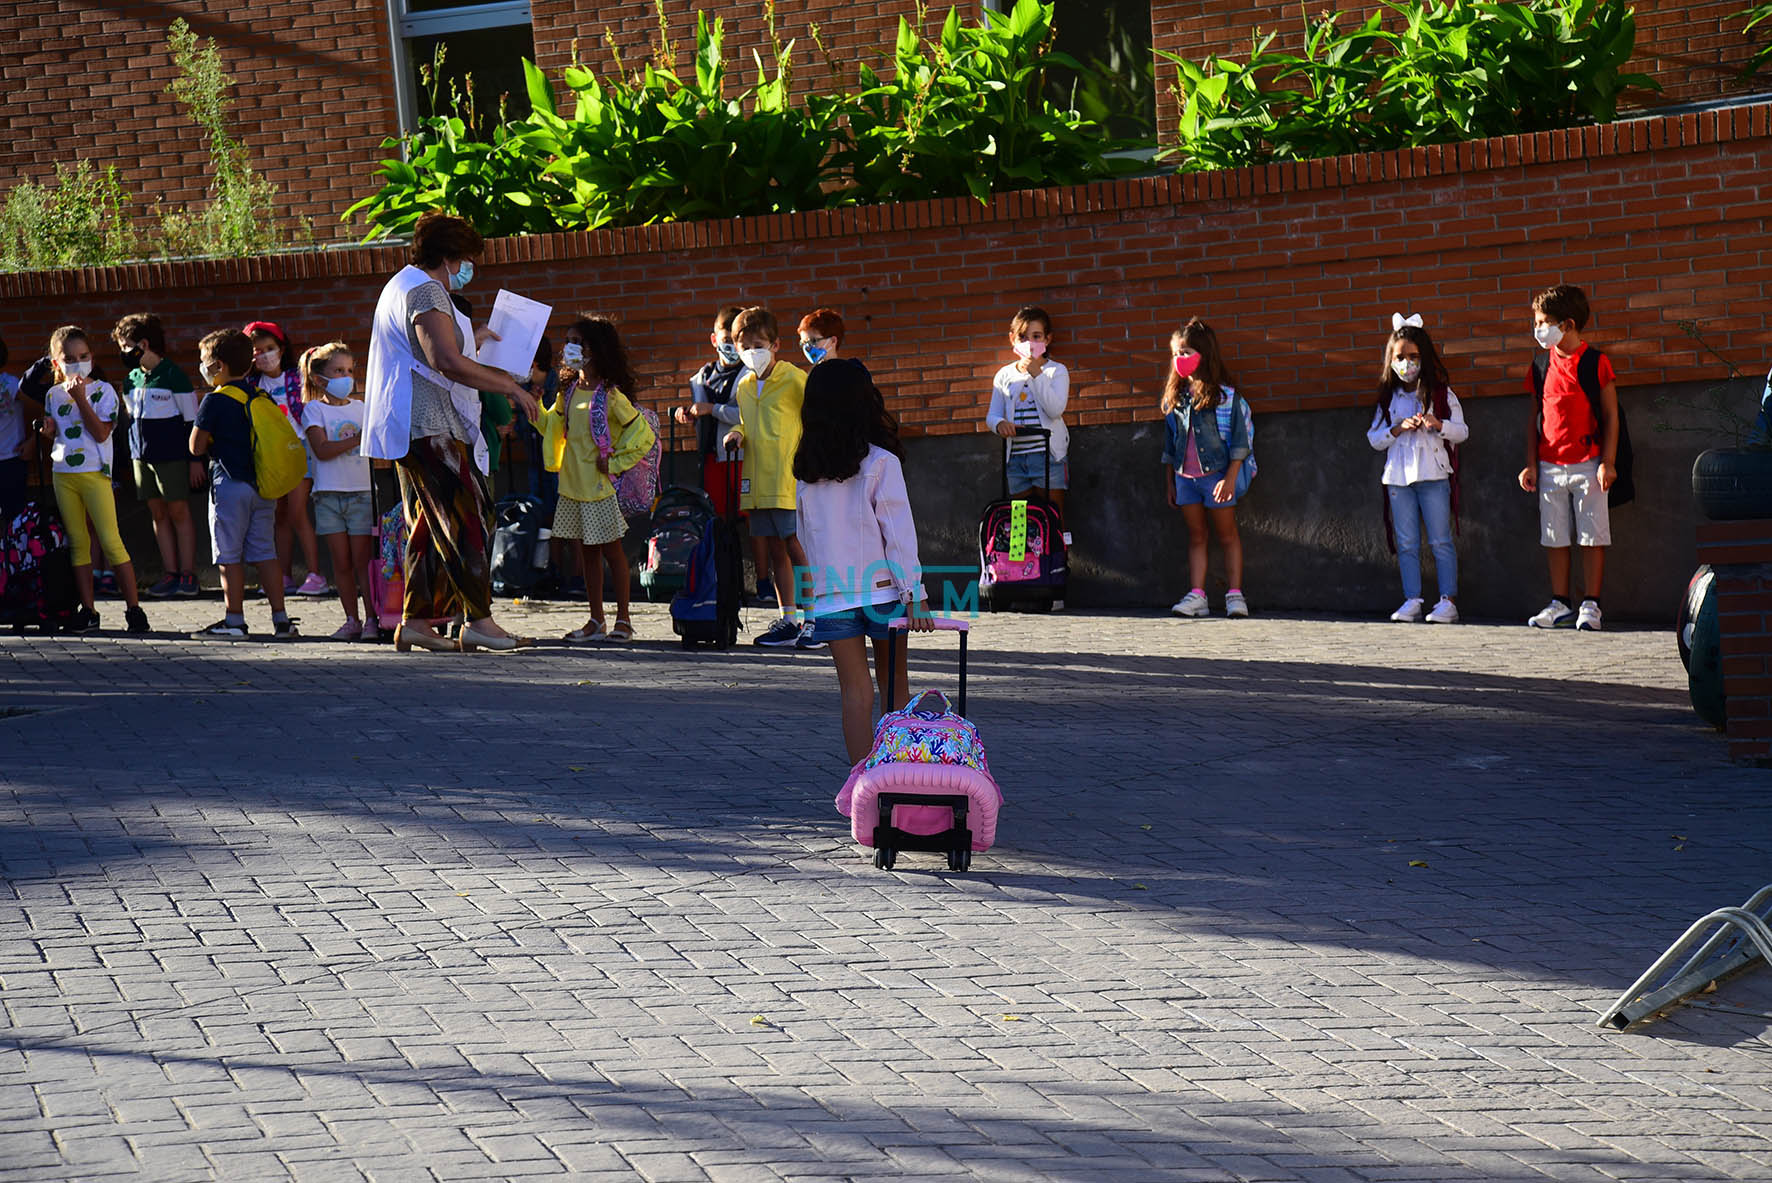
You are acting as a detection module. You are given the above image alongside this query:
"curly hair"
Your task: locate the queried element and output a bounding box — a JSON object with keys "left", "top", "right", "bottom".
{"left": 565, "top": 314, "right": 638, "bottom": 395}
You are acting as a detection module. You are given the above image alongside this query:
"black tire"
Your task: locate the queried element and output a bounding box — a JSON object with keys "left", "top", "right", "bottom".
{"left": 881, "top": 848, "right": 897, "bottom": 871}
{"left": 960, "top": 850, "right": 971, "bottom": 872}
{"left": 681, "top": 636, "right": 695, "bottom": 651}
{"left": 1694, "top": 447, "right": 1772, "bottom": 521}
{"left": 947, "top": 849, "right": 964, "bottom": 872}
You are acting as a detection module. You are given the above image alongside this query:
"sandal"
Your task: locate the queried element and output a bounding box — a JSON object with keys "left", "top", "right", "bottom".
{"left": 608, "top": 618, "right": 635, "bottom": 642}
{"left": 564, "top": 620, "right": 606, "bottom": 643}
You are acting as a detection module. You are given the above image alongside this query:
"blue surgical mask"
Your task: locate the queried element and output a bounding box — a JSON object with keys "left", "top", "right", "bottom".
{"left": 449, "top": 259, "right": 474, "bottom": 291}
{"left": 324, "top": 375, "right": 355, "bottom": 398}
{"left": 801, "top": 341, "right": 828, "bottom": 365}
{"left": 715, "top": 342, "right": 740, "bottom": 366}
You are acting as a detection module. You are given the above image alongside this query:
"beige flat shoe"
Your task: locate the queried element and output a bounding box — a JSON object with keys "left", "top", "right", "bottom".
{"left": 460, "top": 625, "right": 528, "bottom": 652}
{"left": 395, "top": 623, "right": 458, "bottom": 653}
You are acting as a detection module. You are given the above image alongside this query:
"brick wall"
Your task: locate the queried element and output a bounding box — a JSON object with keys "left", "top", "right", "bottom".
{"left": 0, "top": 1, "right": 400, "bottom": 245}
{"left": 2, "top": 3, "right": 1758, "bottom": 248}
{"left": 1696, "top": 520, "right": 1772, "bottom": 765}
{"left": 1, "top": 104, "right": 1765, "bottom": 443}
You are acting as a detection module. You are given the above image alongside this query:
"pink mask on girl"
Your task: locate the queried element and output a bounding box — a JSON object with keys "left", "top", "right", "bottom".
{"left": 1173, "top": 352, "right": 1202, "bottom": 378}
{"left": 1013, "top": 339, "right": 1047, "bottom": 360}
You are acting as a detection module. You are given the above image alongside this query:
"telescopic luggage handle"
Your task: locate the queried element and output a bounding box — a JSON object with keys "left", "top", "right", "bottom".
{"left": 1001, "top": 425, "right": 1052, "bottom": 502}
{"left": 884, "top": 616, "right": 969, "bottom": 715}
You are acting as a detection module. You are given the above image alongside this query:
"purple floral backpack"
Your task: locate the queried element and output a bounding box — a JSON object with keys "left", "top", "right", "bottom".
{"left": 863, "top": 690, "right": 991, "bottom": 774}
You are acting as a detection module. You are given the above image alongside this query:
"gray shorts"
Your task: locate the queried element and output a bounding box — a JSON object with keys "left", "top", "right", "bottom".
{"left": 210, "top": 473, "right": 277, "bottom": 565}
{"left": 1539, "top": 459, "right": 1611, "bottom": 548}
{"left": 313, "top": 490, "right": 375, "bottom": 536}
{"left": 748, "top": 507, "right": 797, "bottom": 538}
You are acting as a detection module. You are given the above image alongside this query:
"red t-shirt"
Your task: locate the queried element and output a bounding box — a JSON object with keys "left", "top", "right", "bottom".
{"left": 1528, "top": 343, "right": 1616, "bottom": 465}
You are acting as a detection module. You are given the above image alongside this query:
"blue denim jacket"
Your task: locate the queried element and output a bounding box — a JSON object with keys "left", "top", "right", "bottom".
{"left": 1162, "top": 389, "right": 1251, "bottom": 475}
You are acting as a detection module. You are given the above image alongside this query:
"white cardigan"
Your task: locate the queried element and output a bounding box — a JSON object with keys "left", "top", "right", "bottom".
{"left": 795, "top": 445, "right": 925, "bottom": 615}
{"left": 985, "top": 360, "right": 1070, "bottom": 462}
{"left": 1367, "top": 386, "right": 1468, "bottom": 486}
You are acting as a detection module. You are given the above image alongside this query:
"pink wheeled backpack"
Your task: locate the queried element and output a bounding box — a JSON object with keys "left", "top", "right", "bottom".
{"left": 835, "top": 619, "right": 1003, "bottom": 872}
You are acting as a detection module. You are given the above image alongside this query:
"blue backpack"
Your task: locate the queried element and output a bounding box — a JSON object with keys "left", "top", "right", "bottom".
{"left": 669, "top": 515, "right": 739, "bottom": 649}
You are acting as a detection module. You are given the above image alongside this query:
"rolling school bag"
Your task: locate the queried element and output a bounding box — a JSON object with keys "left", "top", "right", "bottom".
{"left": 669, "top": 445, "right": 742, "bottom": 648}
{"left": 977, "top": 425, "right": 1068, "bottom": 612}
{"left": 0, "top": 439, "right": 79, "bottom": 633}
{"left": 642, "top": 415, "right": 717, "bottom": 602}
{"left": 836, "top": 618, "right": 1003, "bottom": 872}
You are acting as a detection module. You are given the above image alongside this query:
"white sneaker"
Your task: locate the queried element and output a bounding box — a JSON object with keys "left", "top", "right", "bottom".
{"left": 1224, "top": 591, "right": 1249, "bottom": 618}
{"left": 1527, "top": 600, "right": 1575, "bottom": 629}
{"left": 1425, "top": 597, "right": 1460, "bottom": 625}
{"left": 1390, "top": 597, "right": 1425, "bottom": 623}
{"left": 1170, "top": 591, "right": 1209, "bottom": 618}
{"left": 1576, "top": 600, "right": 1602, "bottom": 631}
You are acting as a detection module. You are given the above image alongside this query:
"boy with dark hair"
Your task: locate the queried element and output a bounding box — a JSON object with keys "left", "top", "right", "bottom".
{"left": 720, "top": 306, "right": 818, "bottom": 649}
{"left": 114, "top": 314, "right": 202, "bottom": 597}
{"left": 1518, "top": 283, "right": 1621, "bottom": 632}
{"left": 190, "top": 329, "right": 295, "bottom": 639}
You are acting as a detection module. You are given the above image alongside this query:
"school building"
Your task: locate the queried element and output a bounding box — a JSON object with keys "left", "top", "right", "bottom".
{"left": 0, "top": 2, "right": 1769, "bottom": 625}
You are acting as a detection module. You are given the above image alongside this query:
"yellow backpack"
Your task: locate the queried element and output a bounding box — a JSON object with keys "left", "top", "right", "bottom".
{"left": 218, "top": 383, "right": 307, "bottom": 500}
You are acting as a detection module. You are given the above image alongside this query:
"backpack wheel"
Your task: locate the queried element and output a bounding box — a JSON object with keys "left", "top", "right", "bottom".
{"left": 681, "top": 636, "right": 695, "bottom": 651}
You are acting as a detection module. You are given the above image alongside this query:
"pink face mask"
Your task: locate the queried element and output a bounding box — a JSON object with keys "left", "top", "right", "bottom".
{"left": 1173, "top": 351, "right": 1202, "bottom": 378}
{"left": 1013, "top": 339, "right": 1047, "bottom": 360}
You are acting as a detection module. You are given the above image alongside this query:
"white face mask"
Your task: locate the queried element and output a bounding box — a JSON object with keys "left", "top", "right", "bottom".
{"left": 1391, "top": 357, "right": 1421, "bottom": 384}
{"left": 324, "top": 375, "right": 354, "bottom": 398}
{"left": 740, "top": 347, "right": 773, "bottom": 375}
{"left": 560, "top": 342, "right": 585, "bottom": 368}
{"left": 200, "top": 361, "right": 222, "bottom": 385}
{"left": 1533, "top": 322, "right": 1564, "bottom": 350}
{"left": 62, "top": 359, "right": 92, "bottom": 378}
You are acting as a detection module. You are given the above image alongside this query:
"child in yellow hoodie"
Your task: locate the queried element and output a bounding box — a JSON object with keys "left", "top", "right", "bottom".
{"left": 541, "top": 315, "right": 655, "bottom": 642}
{"left": 720, "top": 306, "right": 815, "bottom": 649}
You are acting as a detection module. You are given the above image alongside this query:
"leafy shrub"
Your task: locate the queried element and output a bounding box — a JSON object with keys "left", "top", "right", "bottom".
{"left": 160, "top": 18, "right": 285, "bottom": 257}
{"left": 835, "top": 0, "right": 1142, "bottom": 204}
{"left": 1163, "top": 0, "right": 1659, "bottom": 172}
{"left": 346, "top": 0, "right": 1142, "bottom": 238}
{"left": 0, "top": 162, "right": 137, "bottom": 272}
{"left": 1743, "top": 2, "right": 1772, "bottom": 77}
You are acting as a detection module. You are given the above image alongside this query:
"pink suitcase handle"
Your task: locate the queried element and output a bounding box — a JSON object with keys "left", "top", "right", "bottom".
{"left": 887, "top": 616, "right": 969, "bottom": 633}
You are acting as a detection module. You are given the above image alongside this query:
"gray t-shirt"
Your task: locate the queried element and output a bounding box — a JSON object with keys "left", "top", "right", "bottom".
{"left": 405, "top": 280, "right": 472, "bottom": 444}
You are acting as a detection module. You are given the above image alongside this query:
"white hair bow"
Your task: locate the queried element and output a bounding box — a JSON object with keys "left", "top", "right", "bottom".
{"left": 1392, "top": 313, "right": 1424, "bottom": 331}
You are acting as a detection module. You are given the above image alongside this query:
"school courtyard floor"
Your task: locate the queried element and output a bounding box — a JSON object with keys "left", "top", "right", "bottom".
{"left": 1, "top": 600, "right": 1768, "bottom": 1182}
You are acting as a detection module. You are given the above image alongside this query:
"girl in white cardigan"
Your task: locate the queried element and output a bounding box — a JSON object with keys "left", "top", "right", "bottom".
{"left": 795, "top": 359, "right": 934, "bottom": 763}
{"left": 984, "top": 305, "right": 1070, "bottom": 514}
{"left": 1367, "top": 315, "right": 1469, "bottom": 624}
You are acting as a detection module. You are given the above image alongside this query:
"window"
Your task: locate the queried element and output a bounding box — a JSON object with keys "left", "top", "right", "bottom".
{"left": 389, "top": 0, "right": 535, "bottom": 134}
{"left": 986, "top": 0, "right": 1155, "bottom": 141}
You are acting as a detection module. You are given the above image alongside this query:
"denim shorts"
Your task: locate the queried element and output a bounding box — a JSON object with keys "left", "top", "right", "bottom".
{"left": 1007, "top": 450, "right": 1068, "bottom": 493}
{"left": 313, "top": 490, "right": 375, "bottom": 536}
{"left": 1174, "top": 470, "right": 1238, "bottom": 508}
{"left": 748, "top": 507, "right": 797, "bottom": 538}
{"left": 809, "top": 600, "right": 907, "bottom": 643}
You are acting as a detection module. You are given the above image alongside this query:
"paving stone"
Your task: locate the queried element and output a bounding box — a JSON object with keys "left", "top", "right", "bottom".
{"left": 1, "top": 605, "right": 1768, "bottom": 1180}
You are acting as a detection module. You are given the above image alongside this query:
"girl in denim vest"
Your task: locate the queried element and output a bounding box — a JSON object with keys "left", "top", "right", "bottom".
{"left": 1163, "top": 318, "right": 1253, "bottom": 619}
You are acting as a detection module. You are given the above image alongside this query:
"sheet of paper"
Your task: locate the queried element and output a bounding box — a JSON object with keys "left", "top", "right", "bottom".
{"left": 479, "top": 289, "right": 552, "bottom": 377}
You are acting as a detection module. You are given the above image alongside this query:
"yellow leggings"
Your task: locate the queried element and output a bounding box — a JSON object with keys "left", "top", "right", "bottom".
{"left": 53, "top": 472, "right": 130, "bottom": 568}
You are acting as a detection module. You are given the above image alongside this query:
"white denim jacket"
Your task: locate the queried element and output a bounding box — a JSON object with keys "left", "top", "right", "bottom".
{"left": 795, "top": 445, "right": 925, "bottom": 616}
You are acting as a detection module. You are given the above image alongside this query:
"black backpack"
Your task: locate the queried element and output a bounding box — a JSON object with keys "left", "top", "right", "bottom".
{"left": 1529, "top": 347, "right": 1634, "bottom": 507}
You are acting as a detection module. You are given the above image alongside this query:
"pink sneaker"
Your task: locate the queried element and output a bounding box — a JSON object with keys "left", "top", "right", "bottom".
{"left": 296, "top": 572, "right": 331, "bottom": 596}
{"left": 329, "top": 619, "right": 363, "bottom": 641}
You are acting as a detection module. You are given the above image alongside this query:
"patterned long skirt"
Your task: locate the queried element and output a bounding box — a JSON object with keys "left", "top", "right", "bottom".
{"left": 395, "top": 434, "right": 493, "bottom": 622}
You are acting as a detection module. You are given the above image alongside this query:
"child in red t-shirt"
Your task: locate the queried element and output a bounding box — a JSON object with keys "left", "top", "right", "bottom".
{"left": 1516, "top": 284, "right": 1620, "bottom": 632}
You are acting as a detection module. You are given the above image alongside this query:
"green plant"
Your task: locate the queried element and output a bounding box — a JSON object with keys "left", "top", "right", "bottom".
{"left": 1655, "top": 321, "right": 1767, "bottom": 449}
{"left": 161, "top": 17, "right": 283, "bottom": 257}
{"left": 348, "top": 9, "right": 842, "bottom": 237}
{"left": 837, "top": 0, "right": 1142, "bottom": 204}
{"left": 1742, "top": 2, "right": 1772, "bottom": 77}
{"left": 1163, "top": 0, "right": 1659, "bottom": 171}
{"left": 0, "top": 162, "right": 137, "bottom": 272}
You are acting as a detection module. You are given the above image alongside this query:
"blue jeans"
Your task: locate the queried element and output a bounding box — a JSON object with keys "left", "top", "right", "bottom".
{"left": 1388, "top": 479, "right": 1456, "bottom": 601}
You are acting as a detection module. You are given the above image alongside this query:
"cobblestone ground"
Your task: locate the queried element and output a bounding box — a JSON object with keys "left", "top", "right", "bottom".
{"left": 2, "top": 595, "right": 1769, "bottom": 1182}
